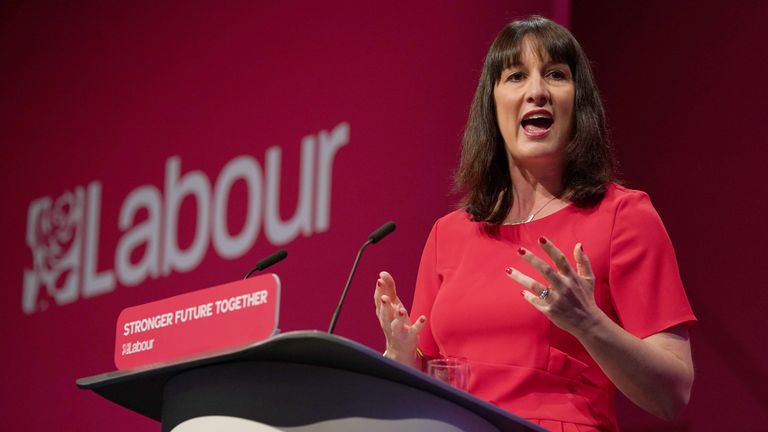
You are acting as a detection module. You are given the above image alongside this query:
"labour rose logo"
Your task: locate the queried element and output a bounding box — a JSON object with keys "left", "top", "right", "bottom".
{"left": 21, "top": 122, "right": 349, "bottom": 314}
{"left": 23, "top": 187, "right": 85, "bottom": 314}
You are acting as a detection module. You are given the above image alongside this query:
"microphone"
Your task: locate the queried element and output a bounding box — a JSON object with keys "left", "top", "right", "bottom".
{"left": 328, "top": 221, "right": 396, "bottom": 334}
{"left": 243, "top": 249, "right": 288, "bottom": 279}
{"left": 368, "top": 221, "right": 396, "bottom": 244}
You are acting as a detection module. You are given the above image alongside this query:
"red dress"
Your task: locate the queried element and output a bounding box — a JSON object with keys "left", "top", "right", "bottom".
{"left": 411, "top": 184, "right": 696, "bottom": 432}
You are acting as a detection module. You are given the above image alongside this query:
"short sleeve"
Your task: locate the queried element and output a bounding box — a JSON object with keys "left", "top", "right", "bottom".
{"left": 411, "top": 220, "right": 442, "bottom": 358}
{"left": 608, "top": 191, "right": 697, "bottom": 338}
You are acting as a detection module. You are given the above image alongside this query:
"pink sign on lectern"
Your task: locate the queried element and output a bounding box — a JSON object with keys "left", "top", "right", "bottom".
{"left": 114, "top": 274, "right": 280, "bottom": 370}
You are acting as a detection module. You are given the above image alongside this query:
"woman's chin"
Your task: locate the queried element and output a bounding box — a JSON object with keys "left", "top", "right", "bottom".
{"left": 507, "top": 142, "right": 565, "bottom": 165}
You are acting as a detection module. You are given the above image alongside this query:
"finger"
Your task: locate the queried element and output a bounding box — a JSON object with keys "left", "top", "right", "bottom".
{"left": 574, "top": 243, "right": 595, "bottom": 281}
{"left": 379, "top": 271, "right": 396, "bottom": 288}
{"left": 375, "top": 272, "right": 399, "bottom": 306}
{"left": 375, "top": 295, "right": 391, "bottom": 323}
{"left": 379, "top": 292, "right": 402, "bottom": 310}
{"left": 377, "top": 295, "right": 401, "bottom": 325}
{"left": 394, "top": 305, "right": 409, "bottom": 321}
{"left": 410, "top": 315, "right": 427, "bottom": 334}
{"left": 521, "top": 289, "right": 548, "bottom": 311}
{"left": 505, "top": 266, "right": 547, "bottom": 296}
{"left": 537, "top": 237, "right": 575, "bottom": 277}
{"left": 374, "top": 279, "right": 384, "bottom": 307}
{"left": 376, "top": 271, "right": 398, "bottom": 298}
{"left": 390, "top": 306, "right": 411, "bottom": 333}
{"left": 517, "top": 247, "right": 564, "bottom": 286}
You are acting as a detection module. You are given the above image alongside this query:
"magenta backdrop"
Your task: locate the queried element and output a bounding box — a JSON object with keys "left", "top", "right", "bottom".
{"left": 573, "top": 2, "right": 768, "bottom": 431}
{"left": 0, "top": 1, "right": 561, "bottom": 431}
{"left": 3, "top": 2, "right": 760, "bottom": 431}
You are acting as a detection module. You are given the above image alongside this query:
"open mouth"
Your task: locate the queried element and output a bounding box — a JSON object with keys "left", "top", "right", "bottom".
{"left": 520, "top": 112, "right": 554, "bottom": 135}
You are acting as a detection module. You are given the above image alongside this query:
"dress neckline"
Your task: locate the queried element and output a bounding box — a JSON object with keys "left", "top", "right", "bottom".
{"left": 499, "top": 202, "right": 574, "bottom": 227}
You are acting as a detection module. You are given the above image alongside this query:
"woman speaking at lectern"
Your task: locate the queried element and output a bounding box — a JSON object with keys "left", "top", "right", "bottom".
{"left": 374, "top": 16, "right": 696, "bottom": 432}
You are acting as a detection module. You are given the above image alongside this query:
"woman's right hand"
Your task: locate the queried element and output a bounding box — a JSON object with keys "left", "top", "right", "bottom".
{"left": 374, "top": 271, "right": 427, "bottom": 368}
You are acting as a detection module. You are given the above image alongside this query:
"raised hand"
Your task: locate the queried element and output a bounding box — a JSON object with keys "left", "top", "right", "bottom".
{"left": 505, "top": 237, "right": 602, "bottom": 337}
{"left": 505, "top": 237, "right": 695, "bottom": 419}
{"left": 374, "top": 271, "right": 426, "bottom": 367}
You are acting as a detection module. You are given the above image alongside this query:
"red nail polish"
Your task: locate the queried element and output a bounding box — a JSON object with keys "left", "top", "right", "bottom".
{"left": 517, "top": 247, "right": 526, "bottom": 255}
{"left": 520, "top": 290, "right": 526, "bottom": 297}
{"left": 580, "top": 244, "right": 585, "bottom": 252}
{"left": 538, "top": 236, "right": 547, "bottom": 244}
{"left": 505, "top": 267, "right": 513, "bottom": 275}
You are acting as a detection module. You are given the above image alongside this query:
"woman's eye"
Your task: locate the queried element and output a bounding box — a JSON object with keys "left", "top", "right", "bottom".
{"left": 547, "top": 69, "right": 568, "bottom": 80}
{"left": 507, "top": 72, "right": 525, "bottom": 82}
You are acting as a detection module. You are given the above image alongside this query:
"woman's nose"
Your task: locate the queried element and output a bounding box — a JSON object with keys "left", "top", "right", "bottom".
{"left": 525, "top": 75, "right": 549, "bottom": 106}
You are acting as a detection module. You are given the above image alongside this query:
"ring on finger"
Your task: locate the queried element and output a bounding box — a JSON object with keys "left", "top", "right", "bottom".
{"left": 539, "top": 288, "right": 551, "bottom": 300}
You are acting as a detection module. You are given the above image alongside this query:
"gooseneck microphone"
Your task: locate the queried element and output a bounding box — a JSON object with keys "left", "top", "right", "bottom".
{"left": 243, "top": 249, "right": 288, "bottom": 279}
{"left": 367, "top": 221, "right": 397, "bottom": 244}
{"left": 328, "top": 221, "right": 396, "bottom": 334}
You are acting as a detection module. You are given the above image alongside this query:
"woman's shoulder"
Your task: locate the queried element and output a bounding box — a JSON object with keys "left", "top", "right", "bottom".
{"left": 432, "top": 208, "right": 471, "bottom": 228}
{"left": 603, "top": 182, "right": 650, "bottom": 202}
{"left": 571, "top": 183, "right": 664, "bottom": 236}
{"left": 429, "top": 208, "right": 478, "bottom": 238}
{"left": 599, "top": 182, "right": 670, "bottom": 237}
{"left": 435, "top": 208, "right": 472, "bottom": 224}
{"left": 597, "top": 182, "right": 656, "bottom": 213}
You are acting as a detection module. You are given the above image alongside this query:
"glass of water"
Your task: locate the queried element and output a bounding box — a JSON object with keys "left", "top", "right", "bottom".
{"left": 427, "top": 357, "right": 469, "bottom": 391}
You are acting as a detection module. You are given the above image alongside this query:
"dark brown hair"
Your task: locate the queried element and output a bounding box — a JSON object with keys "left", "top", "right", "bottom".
{"left": 455, "top": 16, "right": 615, "bottom": 224}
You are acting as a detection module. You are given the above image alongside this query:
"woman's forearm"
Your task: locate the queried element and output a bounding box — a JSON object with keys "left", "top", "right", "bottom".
{"left": 573, "top": 313, "right": 694, "bottom": 420}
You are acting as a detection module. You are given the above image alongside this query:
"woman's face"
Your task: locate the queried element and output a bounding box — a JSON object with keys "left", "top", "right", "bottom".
{"left": 494, "top": 37, "right": 575, "bottom": 169}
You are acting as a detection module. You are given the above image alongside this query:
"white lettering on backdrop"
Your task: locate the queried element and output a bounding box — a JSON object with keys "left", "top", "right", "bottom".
{"left": 22, "top": 122, "right": 349, "bottom": 314}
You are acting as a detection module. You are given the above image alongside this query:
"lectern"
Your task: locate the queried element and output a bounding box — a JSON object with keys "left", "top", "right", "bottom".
{"left": 77, "top": 331, "right": 546, "bottom": 432}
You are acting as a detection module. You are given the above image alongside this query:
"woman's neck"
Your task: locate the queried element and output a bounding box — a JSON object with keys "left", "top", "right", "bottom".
{"left": 505, "top": 161, "right": 565, "bottom": 224}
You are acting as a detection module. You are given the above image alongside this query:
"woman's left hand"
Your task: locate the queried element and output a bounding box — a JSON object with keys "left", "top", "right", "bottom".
{"left": 506, "top": 236, "right": 694, "bottom": 419}
{"left": 505, "top": 237, "right": 604, "bottom": 336}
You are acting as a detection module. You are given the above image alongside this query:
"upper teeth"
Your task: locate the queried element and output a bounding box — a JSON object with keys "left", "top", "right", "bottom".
{"left": 526, "top": 114, "right": 551, "bottom": 120}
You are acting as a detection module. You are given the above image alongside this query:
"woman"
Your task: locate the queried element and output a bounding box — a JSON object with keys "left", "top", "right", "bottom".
{"left": 374, "top": 16, "right": 695, "bottom": 432}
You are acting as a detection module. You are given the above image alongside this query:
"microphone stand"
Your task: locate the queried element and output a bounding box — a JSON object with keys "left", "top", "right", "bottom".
{"left": 328, "top": 239, "right": 372, "bottom": 334}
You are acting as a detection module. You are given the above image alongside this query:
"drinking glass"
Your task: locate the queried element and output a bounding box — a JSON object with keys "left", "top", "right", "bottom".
{"left": 427, "top": 357, "right": 469, "bottom": 391}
